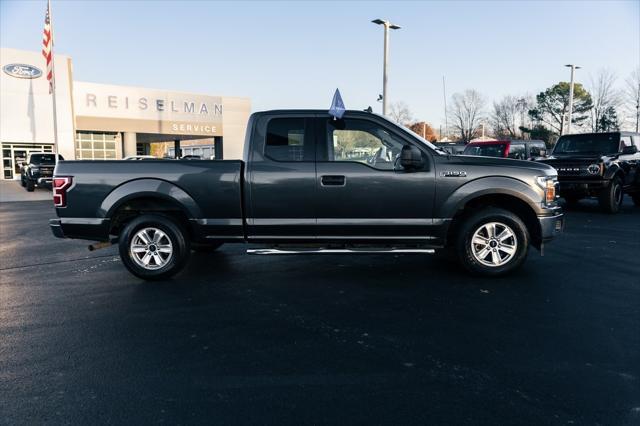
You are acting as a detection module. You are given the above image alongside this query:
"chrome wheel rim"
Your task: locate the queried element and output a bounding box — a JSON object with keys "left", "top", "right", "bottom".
{"left": 470, "top": 222, "right": 518, "bottom": 267}
{"left": 130, "top": 227, "right": 173, "bottom": 270}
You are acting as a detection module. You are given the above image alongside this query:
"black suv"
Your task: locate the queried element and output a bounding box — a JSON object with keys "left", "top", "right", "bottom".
{"left": 20, "top": 153, "right": 63, "bottom": 192}
{"left": 538, "top": 132, "right": 640, "bottom": 213}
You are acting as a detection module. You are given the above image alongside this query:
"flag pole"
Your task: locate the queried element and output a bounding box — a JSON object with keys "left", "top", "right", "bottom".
{"left": 47, "top": 0, "right": 60, "bottom": 162}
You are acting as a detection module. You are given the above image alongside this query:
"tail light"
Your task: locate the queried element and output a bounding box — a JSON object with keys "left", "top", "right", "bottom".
{"left": 53, "top": 176, "right": 72, "bottom": 207}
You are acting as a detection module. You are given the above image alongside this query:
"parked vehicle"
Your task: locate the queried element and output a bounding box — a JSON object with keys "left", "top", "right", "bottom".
{"left": 437, "top": 143, "right": 467, "bottom": 155}
{"left": 123, "top": 155, "right": 159, "bottom": 160}
{"left": 50, "top": 110, "right": 564, "bottom": 280}
{"left": 463, "top": 140, "right": 547, "bottom": 160}
{"left": 20, "top": 153, "right": 63, "bottom": 192}
{"left": 538, "top": 132, "right": 640, "bottom": 213}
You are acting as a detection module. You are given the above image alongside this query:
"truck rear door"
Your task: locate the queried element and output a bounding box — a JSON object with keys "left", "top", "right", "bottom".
{"left": 245, "top": 114, "right": 317, "bottom": 240}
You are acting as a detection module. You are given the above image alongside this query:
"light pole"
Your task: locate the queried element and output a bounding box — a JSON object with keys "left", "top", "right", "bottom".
{"left": 564, "top": 64, "right": 581, "bottom": 135}
{"left": 372, "top": 19, "right": 400, "bottom": 116}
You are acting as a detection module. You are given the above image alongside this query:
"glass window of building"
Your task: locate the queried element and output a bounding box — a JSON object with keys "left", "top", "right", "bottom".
{"left": 75, "top": 132, "right": 118, "bottom": 160}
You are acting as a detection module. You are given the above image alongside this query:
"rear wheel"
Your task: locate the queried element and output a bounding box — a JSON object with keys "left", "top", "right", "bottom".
{"left": 20, "top": 174, "right": 26, "bottom": 187}
{"left": 118, "top": 214, "right": 190, "bottom": 280}
{"left": 455, "top": 207, "right": 529, "bottom": 276}
{"left": 598, "top": 177, "right": 623, "bottom": 214}
{"left": 631, "top": 193, "right": 640, "bottom": 207}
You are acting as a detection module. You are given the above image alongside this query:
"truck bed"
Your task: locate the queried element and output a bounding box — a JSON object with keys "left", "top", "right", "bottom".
{"left": 52, "top": 160, "right": 244, "bottom": 241}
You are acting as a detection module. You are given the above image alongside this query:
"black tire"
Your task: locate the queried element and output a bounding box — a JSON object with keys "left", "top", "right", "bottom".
{"left": 191, "top": 242, "right": 223, "bottom": 252}
{"left": 118, "top": 214, "right": 190, "bottom": 280}
{"left": 631, "top": 193, "right": 640, "bottom": 207}
{"left": 20, "top": 174, "right": 26, "bottom": 187}
{"left": 454, "top": 207, "right": 529, "bottom": 277}
{"left": 26, "top": 179, "right": 35, "bottom": 192}
{"left": 598, "top": 177, "right": 623, "bottom": 214}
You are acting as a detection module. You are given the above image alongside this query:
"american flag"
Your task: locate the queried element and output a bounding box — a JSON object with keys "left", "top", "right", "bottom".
{"left": 42, "top": 1, "right": 53, "bottom": 94}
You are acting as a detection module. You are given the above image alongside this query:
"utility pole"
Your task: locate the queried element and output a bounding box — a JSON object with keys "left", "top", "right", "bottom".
{"left": 372, "top": 19, "right": 400, "bottom": 116}
{"left": 443, "top": 76, "right": 448, "bottom": 138}
{"left": 565, "top": 64, "right": 581, "bottom": 135}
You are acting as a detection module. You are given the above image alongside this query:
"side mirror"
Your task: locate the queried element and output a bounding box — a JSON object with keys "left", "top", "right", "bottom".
{"left": 621, "top": 145, "right": 638, "bottom": 155}
{"left": 400, "top": 145, "right": 424, "bottom": 170}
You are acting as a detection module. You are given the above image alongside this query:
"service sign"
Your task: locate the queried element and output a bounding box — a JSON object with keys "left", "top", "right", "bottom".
{"left": 2, "top": 63, "right": 43, "bottom": 79}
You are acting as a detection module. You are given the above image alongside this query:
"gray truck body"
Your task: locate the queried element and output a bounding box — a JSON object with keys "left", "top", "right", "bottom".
{"left": 50, "top": 110, "right": 563, "bottom": 254}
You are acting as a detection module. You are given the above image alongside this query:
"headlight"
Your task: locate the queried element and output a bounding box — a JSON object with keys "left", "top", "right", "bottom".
{"left": 536, "top": 175, "right": 557, "bottom": 205}
{"left": 30, "top": 167, "right": 40, "bottom": 173}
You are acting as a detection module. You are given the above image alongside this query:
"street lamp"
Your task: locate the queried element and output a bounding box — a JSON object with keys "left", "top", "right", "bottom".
{"left": 372, "top": 19, "right": 401, "bottom": 116}
{"left": 564, "top": 64, "right": 581, "bottom": 135}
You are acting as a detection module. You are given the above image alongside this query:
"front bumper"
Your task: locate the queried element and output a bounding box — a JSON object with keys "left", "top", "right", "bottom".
{"left": 49, "top": 218, "right": 111, "bottom": 241}
{"left": 538, "top": 207, "right": 564, "bottom": 241}
{"left": 558, "top": 179, "right": 608, "bottom": 194}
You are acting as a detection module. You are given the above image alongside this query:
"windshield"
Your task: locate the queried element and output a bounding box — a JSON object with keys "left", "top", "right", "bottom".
{"left": 463, "top": 143, "right": 507, "bottom": 158}
{"left": 553, "top": 133, "right": 620, "bottom": 155}
{"left": 30, "top": 154, "right": 58, "bottom": 165}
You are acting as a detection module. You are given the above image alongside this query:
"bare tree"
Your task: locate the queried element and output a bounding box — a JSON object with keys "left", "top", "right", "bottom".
{"left": 626, "top": 67, "right": 640, "bottom": 132}
{"left": 388, "top": 102, "right": 413, "bottom": 126}
{"left": 589, "top": 69, "right": 621, "bottom": 132}
{"left": 490, "top": 95, "right": 519, "bottom": 138}
{"left": 448, "top": 90, "right": 485, "bottom": 142}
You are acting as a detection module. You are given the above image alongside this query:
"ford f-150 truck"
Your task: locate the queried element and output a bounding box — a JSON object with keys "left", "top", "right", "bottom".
{"left": 50, "top": 110, "right": 564, "bottom": 280}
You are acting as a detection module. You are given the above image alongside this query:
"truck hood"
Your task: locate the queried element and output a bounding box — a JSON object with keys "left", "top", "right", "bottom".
{"left": 454, "top": 155, "right": 556, "bottom": 175}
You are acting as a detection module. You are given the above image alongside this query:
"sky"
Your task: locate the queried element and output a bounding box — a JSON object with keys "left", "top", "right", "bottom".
{"left": 1, "top": 0, "right": 639, "bottom": 129}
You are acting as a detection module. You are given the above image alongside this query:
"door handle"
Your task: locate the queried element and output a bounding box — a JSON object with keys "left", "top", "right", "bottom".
{"left": 321, "top": 175, "right": 346, "bottom": 186}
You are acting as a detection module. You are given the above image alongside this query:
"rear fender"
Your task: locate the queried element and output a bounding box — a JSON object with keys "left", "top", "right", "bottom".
{"left": 99, "top": 178, "right": 202, "bottom": 219}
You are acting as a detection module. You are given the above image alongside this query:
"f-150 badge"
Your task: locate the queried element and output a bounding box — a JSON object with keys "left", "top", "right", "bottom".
{"left": 441, "top": 171, "right": 467, "bottom": 177}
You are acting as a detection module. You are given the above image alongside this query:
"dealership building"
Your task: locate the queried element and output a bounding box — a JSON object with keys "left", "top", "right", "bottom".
{"left": 0, "top": 48, "right": 251, "bottom": 180}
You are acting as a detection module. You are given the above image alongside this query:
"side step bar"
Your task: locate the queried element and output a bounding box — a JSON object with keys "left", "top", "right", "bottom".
{"left": 247, "top": 248, "right": 436, "bottom": 255}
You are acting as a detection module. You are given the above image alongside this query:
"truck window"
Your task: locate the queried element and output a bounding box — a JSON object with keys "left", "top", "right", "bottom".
{"left": 326, "top": 119, "right": 404, "bottom": 170}
{"left": 508, "top": 144, "right": 525, "bottom": 159}
{"left": 265, "top": 118, "right": 308, "bottom": 162}
{"left": 529, "top": 143, "right": 545, "bottom": 157}
{"left": 620, "top": 136, "right": 633, "bottom": 149}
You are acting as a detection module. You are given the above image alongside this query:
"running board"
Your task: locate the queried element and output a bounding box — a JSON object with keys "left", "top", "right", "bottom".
{"left": 247, "top": 248, "right": 436, "bottom": 255}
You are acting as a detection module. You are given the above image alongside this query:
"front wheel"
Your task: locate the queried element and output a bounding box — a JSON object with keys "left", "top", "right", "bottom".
{"left": 25, "top": 179, "right": 35, "bottom": 192}
{"left": 118, "top": 214, "right": 190, "bottom": 280}
{"left": 598, "top": 177, "right": 623, "bottom": 214}
{"left": 455, "top": 207, "right": 529, "bottom": 276}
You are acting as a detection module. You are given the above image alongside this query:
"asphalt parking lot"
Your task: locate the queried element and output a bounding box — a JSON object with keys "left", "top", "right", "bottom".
{"left": 1, "top": 193, "right": 639, "bottom": 425}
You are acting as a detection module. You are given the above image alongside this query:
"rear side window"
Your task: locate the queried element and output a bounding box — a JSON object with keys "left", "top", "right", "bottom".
{"left": 529, "top": 143, "right": 546, "bottom": 157}
{"left": 508, "top": 144, "right": 526, "bottom": 159}
{"left": 633, "top": 135, "right": 640, "bottom": 149}
{"left": 265, "top": 118, "right": 308, "bottom": 162}
{"left": 463, "top": 144, "right": 507, "bottom": 158}
{"left": 620, "top": 136, "right": 633, "bottom": 148}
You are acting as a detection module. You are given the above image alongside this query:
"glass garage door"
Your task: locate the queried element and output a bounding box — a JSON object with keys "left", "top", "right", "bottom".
{"left": 75, "top": 132, "right": 118, "bottom": 160}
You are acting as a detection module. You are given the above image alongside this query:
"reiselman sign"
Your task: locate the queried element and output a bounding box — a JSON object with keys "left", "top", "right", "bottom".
{"left": 73, "top": 81, "right": 224, "bottom": 136}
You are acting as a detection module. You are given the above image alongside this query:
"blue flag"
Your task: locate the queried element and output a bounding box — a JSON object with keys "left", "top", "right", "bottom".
{"left": 329, "top": 88, "right": 346, "bottom": 119}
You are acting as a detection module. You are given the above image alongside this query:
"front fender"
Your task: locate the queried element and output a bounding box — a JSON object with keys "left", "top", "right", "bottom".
{"left": 437, "top": 176, "right": 543, "bottom": 218}
{"left": 99, "top": 178, "right": 203, "bottom": 219}
{"left": 603, "top": 163, "right": 623, "bottom": 180}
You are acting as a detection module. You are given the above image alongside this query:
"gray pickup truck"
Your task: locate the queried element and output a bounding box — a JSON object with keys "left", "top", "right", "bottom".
{"left": 50, "top": 110, "right": 564, "bottom": 280}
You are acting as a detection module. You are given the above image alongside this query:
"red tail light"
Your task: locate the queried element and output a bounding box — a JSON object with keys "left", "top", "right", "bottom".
{"left": 53, "top": 177, "right": 72, "bottom": 207}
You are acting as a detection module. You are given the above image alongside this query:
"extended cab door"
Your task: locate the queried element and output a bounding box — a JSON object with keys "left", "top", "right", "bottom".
{"left": 314, "top": 114, "right": 436, "bottom": 242}
{"left": 245, "top": 114, "right": 317, "bottom": 240}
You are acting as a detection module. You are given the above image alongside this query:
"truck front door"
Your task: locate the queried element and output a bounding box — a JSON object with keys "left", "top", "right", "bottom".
{"left": 314, "top": 115, "right": 437, "bottom": 242}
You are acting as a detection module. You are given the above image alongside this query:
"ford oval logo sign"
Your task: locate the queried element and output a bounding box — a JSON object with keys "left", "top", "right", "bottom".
{"left": 3, "top": 63, "right": 43, "bottom": 79}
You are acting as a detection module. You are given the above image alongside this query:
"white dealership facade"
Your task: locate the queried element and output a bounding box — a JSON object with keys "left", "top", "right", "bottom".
{"left": 0, "top": 48, "right": 251, "bottom": 180}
